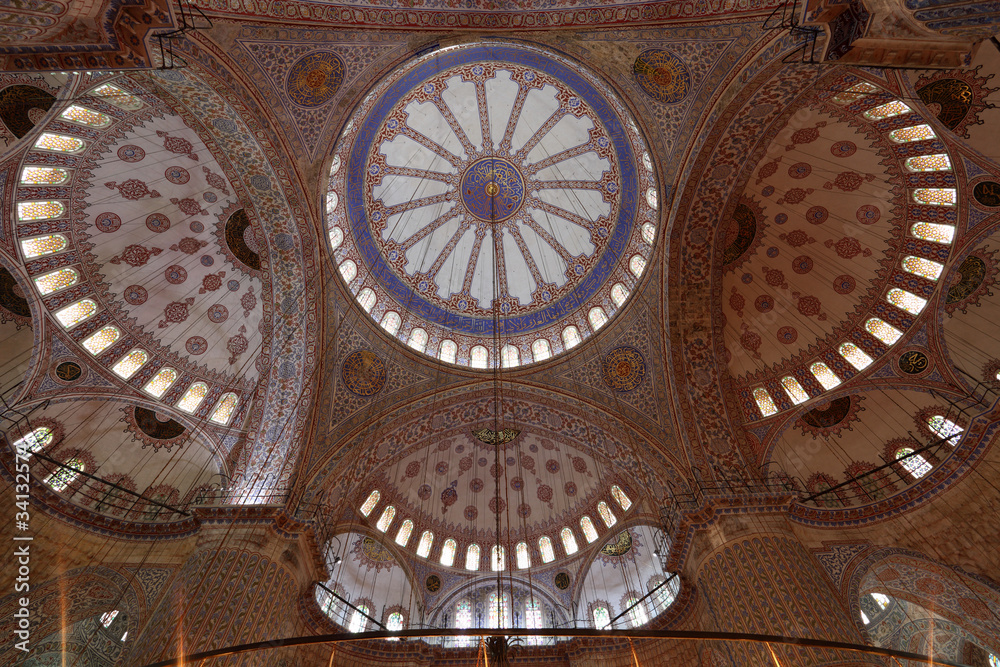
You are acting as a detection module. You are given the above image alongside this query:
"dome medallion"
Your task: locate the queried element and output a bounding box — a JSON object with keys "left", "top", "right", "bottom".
{"left": 327, "top": 42, "right": 657, "bottom": 368}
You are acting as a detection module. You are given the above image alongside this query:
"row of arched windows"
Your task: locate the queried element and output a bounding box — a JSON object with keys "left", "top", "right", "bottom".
{"left": 589, "top": 576, "right": 678, "bottom": 630}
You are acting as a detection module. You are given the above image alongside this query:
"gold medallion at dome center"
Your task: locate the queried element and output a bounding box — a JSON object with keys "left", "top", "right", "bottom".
{"left": 485, "top": 182, "right": 499, "bottom": 196}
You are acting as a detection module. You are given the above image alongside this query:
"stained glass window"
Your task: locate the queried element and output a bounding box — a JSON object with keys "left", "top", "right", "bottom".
{"left": 386, "top": 611, "right": 404, "bottom": 636}
{"left": 490, "top": 545, "right": 505, "bottom": 571}
{"left": 380, "top": 311, "right": 401, "bottom": 335}
{"left": 143, "top": 367, "right": 177, "bottom": 398}
{"left": 641, "top": 222, "right": 656, "bottom": 245}
{"left": 913, "top": 188, "right": 956, "bottom": 206}
{"left": 862, "top": 100, "right": 911, "bottom": 120}
{"left": 646, "top": 187, "right": 658, "bottom": 209}
{"left": 988, "top": 654, "right": 999, "bottom": 667}
{"left": 11, "top": 427, "right": 53, "bottom": 455}
{"left": 592, "top": 605, "right": 611, "bottom": 630}
{"left": 610, "top": 284, "right": 630, "bottom": 308}
{"left": 339, "top": 259, "right": 357, "bottom": 284}
{"left": 34, "top": 133, "right": 85, "bottom": 153}
{"left": 871, "top": 593, "right": 891, "bottom": 610}
{"left": 465, "top": 543, "right": 480, "bottom": 571}
{"left": 357, "top": 288, "right": 376, "bottom": 312}
{"left": 890, "top": 124, "right": 936, "bottom": 143}
{"left": 910, "top": 222, "right": 955, "bottom": 244}
{"left": 625, "top": 596, "right": 649, "bottom": 627}
{"left": 34, "top": 267, "right": 78, "bottom": 295}
{"left": 861, "top": 610, "right": 870, "bottom": 625}
{"left": 20, "top": 166, "right": 69, "bottom": 185}
{"left": 525, "top": 597, "right": 543, "bottom": 643}
{"left": 580, "top": 516, "right": 598, "bottom": 543}
{"left": 539, "top": 536, "right": 555, "bottom": 563}
{"left": 488, "top": 591, "right": 509, "bottom": 628}
{"left": 91, "top": 84, "right": 142, "bottom": 110}
{"left": 175, "top": 382, "right": 208, "bottom": 412}
{"left": 902, "top": 255, "right": 944, "bottom": 281}
{"left": 781, "top": 376, "right": 809, "bottom": 405}
{"left": 927, "top": 415, "right": 963, "bottom": 445}
{"left": 111, "top": 348, "right": 148, "bottom": 379}
{"left": 560, "top": 527, "right": 579, "bottom": 555}
{"left": 395, "top": 518, "right": 413, "bottom": 547}
{"left": 21, "top": 234, "right": 68, "bottom": 258}
{"left": 887, "top": 288, "right": 926, "bottom": 315}
{"left": 895, "top": 447, "right": 932, "bottom": 478}
{"left": 439, "top": 339, "right": 458, "bottom": 364}
{"left": 839, "top": 342, "right": 873, "bottom": 371}
{"left": 832, "top": 82, "right": 878, "bottom": 104}
{"left": 562, "top": 326, "right": 581, "bottom": 350}
{"left": 348, "top": 604, "right": 369, "bottom": 633}
{"left": 55, "top": 299, "right": 97, "bottom": 328}
{"left": 440, "top": 538, "right": 457, "bottom": 567}
{"left": 326, "top": 191, "right": 338, "bottom": 215}
{"left": 210, "top": 393, "right": 239, "bottom": 424}
{"left": 588, "top": 306, "right": 608, "bottom": 331}
{"left": 905, "top": 154, "right": 951, "bottom": 172}
{"left": 46, "top": 457, "right": 83, "bottom": 491}
{"left": 82, "top": 326, "right": 120, "bottom": 355}
{"left": 611, "top": 485, "right": 632, "bottom": 510}
{"left": 17, "top": 201, "right": 65, "bottom": 221}
{"left": 329, "top": 227, "right": 344, "bottom": 249}
{"left": 376, "top": 505, "right": 396, "bottom": 532}
{"left": 532, "top": 339, "right": 551, "bottom": 362}
{"left": 100, "top": 610, "right": 119, "bottom": 628}
{"left": 408, "top": 328, "right": 428, "bottom": 353}
{"left": 753, "top": 387, "right": 778, "bottom": 417}
{"left": 865, "top": 318, "right": 903, "bottom": 345}
{"left": 501, "top": 344, "right": 520, "bottom": 368}
{"left": 597, "top": 501, "right": 617, "bottom": 528}
{"left": 60, "top": 105, "right": 110, "bottom": 127}
{"left": 417, "top": 530, "right": 434, "bottom": 558}
{"left": 650, "top": 576, "right": 679, "bottom": 612}
{"left": 809, "top": 362, "right": 841, "bottom": 390}
{"left": 629, "top": 255, "right": 646, "bottom": 278}
{"left": 516, "top": 541, "right": 530, "bottom": 569}
{"left": 454, "top": 599, "right": 473, "bottom": 645}
{"left": 470, "top": 345, "right": 489, "bottom": 369}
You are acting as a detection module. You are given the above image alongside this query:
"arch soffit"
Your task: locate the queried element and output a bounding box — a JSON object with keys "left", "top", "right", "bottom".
{"left": 0, "top": 251, "right": 45, "bottom": 406}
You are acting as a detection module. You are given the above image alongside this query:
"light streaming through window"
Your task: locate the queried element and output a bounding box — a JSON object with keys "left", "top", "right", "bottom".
{"left": 20, "top": 166, "right": 69, "bottom": 185}
{"left": 210, "top": 393, "right": 239, "bottom": 424}
{"left": 862, "top": 100, "right": 911, "bottom": 120}
{"left": 177, "top": 382, "right": 209, "bottom": 413}
{"left": 339, "top": 260, "right": 357, "bottom": 284}
{"left": 143, "top": 368, "right": 177, "bottom": 398}
{"left": 21, "top": 234, "right": 68, "bottom": 258}
{"left": 439, "top": 339, "right": 458, "bottom": 364}
{"left": 470, "top": 345, "right": 489, "bottom": 369}
{"left": 905, "top": 154, "right": 951, "bottom": 172}
{"left": 34, "top": 267, "right": 78, "bottom": 295}
{"left": 100, "top": 610, "right": 119, "bottom": 628}
{"left": 539, "top": 536, "right": 555, "bottom": 563}
{"left": 902, "top": 256, "right": 943, "bottom": 280}
{"left": 597, "top": 501, "right": 617, "bottom": 528}
{"left": 380, "top": 311, "right": 401, "bottom": 335}
{"left": 641, "top": 222, "right": 656, "bottom": 244}
{"left": 465, "top": 543, "right": 480, "bottom": 571}
{"left": 348, "top": 605, "right": 369, "bottom": 633}
{"left": 357, "top": 288, "right": 376, "bottom": 312}
{"left": 629, "top": 255, "right": 646, "bottom": 278}
{"left": 753, "top": 387, "right": 778, "bottom": 416}
{"left": 562, "top": 326, "right": 581, "bottom": 350}
{"left": 611, "top": 283, "right": 630, "bottom": 307}
{"left": 46, "top": 458, "right": 83, "bottom": 492}
{"left": 560, "top": 527, "right": 579, "bottom": 555}
{"left": 865, "top": 318, "right": 903, "bottom": 345}
{"left": 490, "top": 545, "right": 505, "bottom": 571}
{"left": 395, "top": 519, "right": 413, "bottom": 547}
{"left": 55, "top": 299, "right": 97, "bottom": 328}
{"left": 516, "top": 542, "right": 530, "bottom": 569}
{"left": 329, "top": 227, "right": 344, "bottom": 249}
{"left": 625, "top": 596, "right": 649, "bottom": 628}
{"left": 895, "top": 447, "right": 932, "bottom": 478}
{"left": 417, "top": 531, "right": 434, "bottom": 558}
{"left": 927, "top": 415, "right": 963, "bottom": 445}
{"left": 910, "top": 222, "right": 955, "bottom": 244}
{"left": 17, "top": 201, "right": 65, "bottom": 221}
{"left": 34, "top": 133, "right": 85, "bottom": 153}
{"left": 912, "top": 188, "right": 956, "bottom": 206}
{"left": 11, "top": 427, "right": 53, "bottom": 455}
{"left": 532, "top": 339, "right": 551, "bottom": 362}
{"left": 810, "top": 362, "right": 841, "bottom": 390}
{"left": 360, "top": 490, "right": 380, "bottom": 516}
{"left": 611, "top": 485, "right": 632, "bottom": 510}
{"left": 781, "top": 376, "right": 809, "bottom": 405}
{"left": 593, "top": 605, "right": 611, "bottom": 630}
{"left": 91, "top": 84, "right": 142, "bottom": 110}
{"left": 588, "top": 307, "right": 608, "bottom": 331}
{"left": 580, "top": 516, "right": 598, "bottom": 543}
{"left": 501, "top": 344, "right": 519, "bottom": 368}
{"left": 60, "top": 105, "right": 110, "bottom": 126}
{"left": 889, "top": 125, "right": 935, "bottom": 143}
{"left": 376, "top": 505, "right": 396, "bottom": 532}
{"left": 887, "top": 288, "right": 927, "bottom": 315}
{"left": 111, "top": 349, "right": 148, "bottom": 379}
{"left": 440, "top": 538, "right": 457, "bottom": 567}
{"left": 838, "top": 342, "right": 873, "bottom": 371}
{"left": 407, "top": 328, "right": 428, "bottom": 353}
{"left": 832, "top": 82, "right": 878, "bottom": 104}
{"left": 82, "top": 326, "right": 120, "bottom": 355}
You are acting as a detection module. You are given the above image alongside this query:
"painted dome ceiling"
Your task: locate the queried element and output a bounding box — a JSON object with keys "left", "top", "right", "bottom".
{"left": 326, "top": 41, "right": 657, "bottom": 368}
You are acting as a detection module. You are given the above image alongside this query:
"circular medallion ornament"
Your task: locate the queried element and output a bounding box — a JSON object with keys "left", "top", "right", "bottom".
{"left": 898, "top": 349, "right": 930, "bottom": 375}
{"left": 461, "top": 157, "right": 525, "bottom": 222}
{"left": 972, "top": 181, "right": 1000, "bottom": 209}
{"left": 632, "top": 49, "right": 690, "bottom": 103}
{"left": 164, "top": 166, "right": 190, "bottom": 185}
{"left": 554, "top": 572, "right": 571, "bottom": 590}
{"left": 856, "top": 204, "right": 880, "bottom": 225}
{"left": 286, "top": 51, "right": 346, "bottom": 108}
{"left": 426, "top": 575, "right": 441, "bottom": 592}
{"left": 601, "top": 346, "right": 646, "bottom": 392}
{"left": 123, "top": 285, "right": 148, "bottom": 305}
{"left": 117, "top": 145, "right": 145, "bottom": 162}
{"left": 164, "top": 265, "right": 187, "bottom": 284}
{"left": 146, "top": 213, "right": 170, "bottom": 233}
{"left": 54, "top": 361, "right": 82, "bottom": 383}
{"left": 186, "top": 336, "right": 208, "bottom": 355}
{"left": 207, "top": 304, "right": 229, "bottom": 323}
{"left": 341, "top": 349, "right": 387, "bottom": 396}
{"left": 94, "top": 212, "right": 121, "bottom": 233}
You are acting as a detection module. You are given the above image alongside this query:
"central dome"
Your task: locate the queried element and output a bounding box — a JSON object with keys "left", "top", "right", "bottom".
{"left": 326, "top": 42, "right": 657, "bottom": 368}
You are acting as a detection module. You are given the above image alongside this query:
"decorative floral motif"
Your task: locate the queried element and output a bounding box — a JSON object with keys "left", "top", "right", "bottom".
{"left": 117, "top": 145, "right": 145, "bottom": 162}
{"left": 777, "top": 326, "right": 798, "bottom": 344}
{"left": 227, "top": 325, "right": 248, "bottom": 364}
{"left": 94, "top": 212, "right": 121, "bottom": 233}
{"left": 795, "top": 395, "right": 865, "bottom": 437}
{"left": 207, "top": 305, "right": 229, "bottom": 323}
{"left": 352, "top": 536, "right": 395, "bottom": 573}
{"left": 785, "top": 122, "right": 826, "bottom": 150}
{"left": 833, "top": 274, "right": 856, "bottom": 294}
{"left": 739, "top": 323, "right": 762, "bottom": 359}
{"left": 341, "top": 349, "right": 386, "bottom": 396}
{"left": 185, "top": 336, "right": 208, "bottom": 355}
{"left": 202, "top": 166, "right": 230, "bottom": 195}
{"left": 240, "top": 287, "right": 257, "bottom": 318}
{"left": 780, "top": 230, "right": 815, "bottom": 247}
{"left": 171, "top": 197, "right": 208, "bottom": 216}
{"left": 825, "top": 237, "right": 871, "bottom": 260}
{"left": 601, "top": 346, "right": 647, "bottom": 392}
{"left": 805, "top": 205, "right": 828, "bottom": 225}
{"left": 199, "top": 271, "right": 227, "bottom": 294}
{"left": 729, "top": 288, "right": 745, "bottom": 317}
{"left": 164, "top": 265, "right": 188, "bottom": 285}
{"left": 830, "top": 140, "right": 856, "bottom": 157}
{"left": 109, "top": 244, "right": 162, "bottom": 268}
{"left": 119, "top": 406, "right": 187, "bottom": 452}
{"left": 915, "top": 69, "right": 995, "bottom": 138}
{"left": 776, "top": 187, "right": 813, "bottom": 205}
{"left": 164, "top": 166, "right": 190, "bottom": 184}
{"left": 945, "top": 248, "right": 998, "bottom": 315}
{"left": 159, "top": 298, "right": 195, "bottom": 328}
{"left": 123, "top": 285, "right": 147, "bottom": 305}
{"left": 145, "top": 213, "right": 170, "bottom": 233}
{"left": 171, "top": 237, "right": 208, "bottom": 255}
{"left": 105, "top": 179, "right": 160, "bottom": 201}
{"left": 788, "top": 162, "right": 811, "bottom": 179}
{"left": 856, "top": 205, "right": 880, "bottom": 224}
{"left": 755, "top": 295, "right": 774, "bottom": 312}
{"left": 792, "top": 255, "right": 813, "bottom": 274}
{"left": 825, "top": 171, "right": 875, "bottom": 192}
{"left": 157, "top": 130, "right": 198, "bottom": 160}
{"left": 632, "top": 49, "right": 691, "bottom": 103}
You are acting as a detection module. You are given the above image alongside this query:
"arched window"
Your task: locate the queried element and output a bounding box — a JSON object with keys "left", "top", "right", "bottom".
{"left": 439, "top": 339, "right": 457, "bottom": 364}
{"left": 561, "top": 326, "right": 581, "bottom": 350}
{"left": 454, "top": 599, "right": 473, "bottom": 646}
{"left": 21, "top": 234, "right": 68, "bottom": 258}
{"left": 889, "top": 124, "right": 935, "bottom": 143}
{"left": 625, "top": 596, "right": 649, "bottom": 627}
{"left": 33, "top": 268, "right": 78, "bottom": 295}
{"left": 470, "top": 345, "right": 489, "bottom": 369}
{"left": 488, "top": 591, "right": 510, "bottom": 629}
{"left": 753, "top": 387, "right": 778, "bottom": 417}
{"left": 407, "top": 328, "right": 428, "bottom": 353}
{"left": 348, "top": 604, "right": 370, "bottom": 633}
{"left": 912, "top": 188, "right": 956, "bottom": 206}
{"left": 34, "top": 133, "right": 85, "bottom": 153}
{"left": 60, "top": 105, "right": 110, "bottom": 127}
{"left": 490, "top": 544, "right": 505, "bottom": 571}
{"left": 20, "top": 166, "right": 69, "bottom": 185}
{"left": 326, "top": 191, "right": 339, "bottom": 215}
{"left": 580, "top": 516, "right": 598, "bottom": 543}
{"left": 143, "top": 368, "right": 178, "bottom": 398}
{"left": 646, "top": 187, "right": 658, "bottom": 209}
{"left": 902, "top": 256, "right": 943, "bottom": 280}
{"left": 100, "top": 610, "right": 119, "bottom": 628}
{"left": 838, "top": 342, "right": 873, "bottom": 371}
{"left": 440, "top": 538, "right": 457, "bottom": 567}
{"left": 339, "top": 259, "right": 357, "bottom": 284}
{"left": 177, "top": 382, "right": 208, "bottom": 413}
{"left": 395, "top": 519, "right": 413, "bottom": 547}
{"left": 111, "top": 349, "right": 148, "bottom": 379}
{"left": 82, "top": 326, "right": 120, "bottom": 355}
{"left": 871, "top": 593, "right": 891, "bottom": 609}
{"left": 905, "top": 154, "right": 951, "bottom": 172}
{"left": 629, "top": 255, "right": 646, "bottom": 278}
{"left": 531, "top": 339, "right": 551, "bottom": 362}
{"left": 516, "top": 542, "right": 530, "bottom": 569}
{"left": 649, "top": 575, "right": 679, "bottom": 613}
{"left": 501, "top": 344, "right": 519, "bottom": 368}
{"left": 894, "top": 447, "right": 932, "bottom": 478}
{"left": 18, "top": 201, "right": 65, "bottom": 222}
{"left": 11, "top": 427, "right": 53, "bottom": 456}
{"left": 210, "top": 393, "right": 239, "bottom": 425}
{"left": 810, "top": 362, "right": 841, "bottom": 390}
{"left": 832, "top": 82, "right": 878, "bottom": 104}
{"left": 910, "top": 222, "right": 955, "bottom": 244}
{"left": 386, "top": 611, "right": 404, "bottom": 636}
{"left": 611, "top": 283, "right": 630, "bottom": 307}
{"left": 887, "top": 288, "right": 926, "bottom": 315}
{"left": 560, "top": 527, "right": 578, "bottom": 555}
{"left": 360, "top": 490, "right": 380, "bottom": 516}
{"left": 597, "top": 501, "right": 617, "bottom": 528}
{"left": 357, "top": 288, "right": 377, "bottom": 312}
{"left": 91, "top": 84, "right": 142, "bottom": 110}
{"left": 781, "top": 376, "right": 809, "bottom": 405}
{"left": 417, "top": 530, "right": 434, "bottom": 558}
{"left": 592, "top": 604, "right": 611, "bottom": 630}
{"left": 641, "top": 222, "right": 656, "bottom": 245}
{"left": 380, "top": 311, "right": 401, "bottom": 335}
{"left": 988, "top": 654, "right": 999, "bottom": 667}
{"left": 46, "top": 458, "right": 83, "bottom": 491}
{"left": 865, "top": 318, "right": 902, "bottom": 345}
{"left": 55, "top": 299, "right": 97, "bottom": 328}
{"left": 376, "top": 505, "right": 396, "bottom": 532}
{"left": 862, "top": 100, "right": 911, "bottom": 120}
{"left": 525, "top": 597, "right": 543, "bottom": 644}
{"left": 539, "top": 536, "right": 555, "bottom": 563}
{"left": 927, "top": 415, "right": 963, "bottom": 445}
{"left": 465, "top": 543, "right": 480, "bottom": 571}
{"left": 611, "top": 485, "right": 632, "bottom": 511}
{"left": 588, "top": 307, "right": 608, "bottom": 331}
{"left": 329, "top": 227, "right": 344, "bottom": 249}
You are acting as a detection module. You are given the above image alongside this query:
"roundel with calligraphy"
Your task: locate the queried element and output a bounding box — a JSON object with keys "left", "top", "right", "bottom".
{"left": 326, "top": 42, "right": 657, "bottom": 369}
